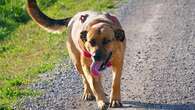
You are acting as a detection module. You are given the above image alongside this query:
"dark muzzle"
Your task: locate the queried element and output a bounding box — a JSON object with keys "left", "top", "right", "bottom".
{"left": 99, "top": 52, "right": 112, "bottom": 71}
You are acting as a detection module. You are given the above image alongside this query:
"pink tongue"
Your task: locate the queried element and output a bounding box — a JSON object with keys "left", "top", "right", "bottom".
{"left": 90, "top": 62, "right": 101, "bottom": 77}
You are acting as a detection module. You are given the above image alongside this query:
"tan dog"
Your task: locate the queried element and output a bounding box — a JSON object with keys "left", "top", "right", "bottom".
{"left": 27, "top": 0, "right": 126, "bottom": 109}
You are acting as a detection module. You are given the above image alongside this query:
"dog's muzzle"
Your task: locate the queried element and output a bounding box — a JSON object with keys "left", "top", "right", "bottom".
{"left": 98, "top": 52, "right": 112, "bottom": 71}
{"left": 91, "top": 51, "right": 112, "bottom": 77}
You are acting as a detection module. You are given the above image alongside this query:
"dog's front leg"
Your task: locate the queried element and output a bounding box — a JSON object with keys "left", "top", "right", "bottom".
{"left": 110, "top": 56, "right": 123, "bottom": 108}
{"left": 81, "top": 75, "right": 95, "bottom": 101}
{"left": 81, "top": 57, "right": 108, "bottom": 110}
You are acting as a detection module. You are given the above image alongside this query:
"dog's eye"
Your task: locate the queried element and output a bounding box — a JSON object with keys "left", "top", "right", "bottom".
{"left": 90, "top": 39, "right": 96, "bottom": 47}
{"left": 80, "top": 31, "right": 87, "bottom": 42}
{"left": 102, "top": 39, "right": 111, "bottom": 45}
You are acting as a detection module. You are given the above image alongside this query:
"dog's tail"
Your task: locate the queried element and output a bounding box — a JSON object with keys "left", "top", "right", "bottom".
{"left": 27, "top": 0, "right": 71, "bottom": 33}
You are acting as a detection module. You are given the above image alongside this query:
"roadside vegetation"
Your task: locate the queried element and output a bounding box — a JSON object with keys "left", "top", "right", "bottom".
{"left": 0, "top": 0, "right": 122, "bottom": 109}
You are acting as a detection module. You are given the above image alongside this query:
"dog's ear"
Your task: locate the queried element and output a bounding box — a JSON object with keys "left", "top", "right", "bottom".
{"left": 114, "top": 29, "right": 125, "bottom": 42}
{"left": 80, "top": 31, "right": 88, "bottom": 42}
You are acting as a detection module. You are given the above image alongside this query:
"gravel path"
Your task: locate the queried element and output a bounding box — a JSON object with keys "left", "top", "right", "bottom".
{"left": 16, "top": 0, "right": 195, "bottom": 110}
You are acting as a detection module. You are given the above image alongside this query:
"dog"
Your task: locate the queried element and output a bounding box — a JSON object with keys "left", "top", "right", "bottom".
{"left": 27, "top": 0, "right": 126, "bottom": 109}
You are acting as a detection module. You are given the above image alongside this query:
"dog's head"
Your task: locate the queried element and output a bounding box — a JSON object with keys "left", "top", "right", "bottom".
{"left": 80, "top": 23, "right": 125, "bottom": 71}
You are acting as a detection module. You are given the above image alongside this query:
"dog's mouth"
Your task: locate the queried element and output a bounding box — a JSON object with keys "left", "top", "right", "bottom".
{"left": 90, "top": 52, "right": 112, "bottom": 77}
{"left": 99, "top": 52, "right": 112, "bottom": 71}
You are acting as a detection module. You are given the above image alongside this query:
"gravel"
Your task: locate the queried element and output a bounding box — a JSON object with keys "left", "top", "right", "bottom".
{"left": 15, "top": 0, "right": 195, "bottom": 110}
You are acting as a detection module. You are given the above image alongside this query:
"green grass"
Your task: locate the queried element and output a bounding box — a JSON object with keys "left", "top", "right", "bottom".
{"left": 0, "top": 0, "right": 121, "bottom": 109}
{"left": 0, "top": 0, "right": 59, "bottom": 41}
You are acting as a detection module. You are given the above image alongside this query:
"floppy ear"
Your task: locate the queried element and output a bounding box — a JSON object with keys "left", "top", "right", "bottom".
{"left": 114, "top": 29, "right": 125, "bottom": 42}
{"left": 80, "top": 31, "right": 88, "bottom": 42}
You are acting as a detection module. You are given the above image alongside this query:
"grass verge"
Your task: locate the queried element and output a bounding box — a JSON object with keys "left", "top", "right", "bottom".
{"left": 0, "top": 0, "right": 121, "bottom": 109}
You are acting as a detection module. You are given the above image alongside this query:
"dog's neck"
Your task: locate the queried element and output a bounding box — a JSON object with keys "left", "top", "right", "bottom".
{"left": 80, "top": 49, "right": 92, "bottom": 58}
{"left": 78, "top": 41, "right": 92, "bottom": 58}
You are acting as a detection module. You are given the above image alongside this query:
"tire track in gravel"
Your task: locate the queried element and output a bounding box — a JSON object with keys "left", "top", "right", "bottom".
{"left": 16, "top": 0, "right": 195, "bottom": 110}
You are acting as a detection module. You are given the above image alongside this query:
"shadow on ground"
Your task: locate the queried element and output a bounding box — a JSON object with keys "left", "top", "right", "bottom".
{"left": 121, "top": 101, "right": 195, "bottom": 110}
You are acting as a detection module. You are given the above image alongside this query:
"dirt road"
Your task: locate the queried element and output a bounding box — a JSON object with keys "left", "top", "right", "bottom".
{"left": 17, "top": 0, "right": 195, "bottom": 110}
{"left": 119, "top": 0, "right": 195, "bottom": 109}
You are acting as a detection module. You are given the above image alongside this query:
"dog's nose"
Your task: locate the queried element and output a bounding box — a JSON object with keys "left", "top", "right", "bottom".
{"left": 93, "top": 50, "right": 102, "bottom": 61}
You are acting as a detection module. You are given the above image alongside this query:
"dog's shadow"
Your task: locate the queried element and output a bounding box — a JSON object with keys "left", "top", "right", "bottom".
{"left": 121, "top": 101, "right": 195, "bottom": 110}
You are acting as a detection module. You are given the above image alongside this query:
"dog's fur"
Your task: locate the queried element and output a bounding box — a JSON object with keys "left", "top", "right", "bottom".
{"left": 27, "top": 0, "right": 126, "bottom": 109}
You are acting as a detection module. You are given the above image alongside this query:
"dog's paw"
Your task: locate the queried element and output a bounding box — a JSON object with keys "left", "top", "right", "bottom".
{"left": 97, "top": 100, "right": 109, "bottom": 110}
{"left": 109, "top": 100, "right": 122, "bottom": 108}
{"left": 81, "top": 93, "right": 95, "bottom": 101}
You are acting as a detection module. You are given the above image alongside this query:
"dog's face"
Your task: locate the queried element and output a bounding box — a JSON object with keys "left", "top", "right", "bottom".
{"left": 80, "top": 23, "right": 125, "bottom": 71}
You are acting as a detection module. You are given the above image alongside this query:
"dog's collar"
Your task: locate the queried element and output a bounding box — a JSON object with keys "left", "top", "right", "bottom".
{"left": 81, "top": 50, "right": 92, "bottom": 58}
{"left": 78, "top": 41, "right": 92, "bottom": 58}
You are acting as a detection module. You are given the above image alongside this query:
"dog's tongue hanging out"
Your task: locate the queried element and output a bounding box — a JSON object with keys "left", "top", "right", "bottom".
{"left": 90, "top": 62, "right": 101, "bottom": 77}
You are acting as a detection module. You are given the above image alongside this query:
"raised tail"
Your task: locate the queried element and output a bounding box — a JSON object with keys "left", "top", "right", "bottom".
{"left": 27, "top": 0, "right": 71, "bottom": 33}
